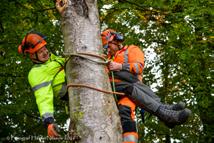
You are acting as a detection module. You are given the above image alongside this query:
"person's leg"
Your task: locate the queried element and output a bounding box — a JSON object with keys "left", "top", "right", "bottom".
{"left": 134, "top": 82, "right": 161, "bottom": 102}
{"left": 116, "top": 82, "right": 191, "bottom": 127}
{"left": 116, "top": 81, "right": 161, "bottom": 113}
{"left": 118, "top": 97, "right": 138, "bottom": 143}
{"left": 134, "top": 82, "right": 186, "bottom": 111}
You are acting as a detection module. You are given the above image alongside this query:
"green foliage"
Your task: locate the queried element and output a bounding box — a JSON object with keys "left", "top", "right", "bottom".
{"left": 0, "top": 0, "right": 66, "bottom": 142}
{"left": 99, "top": 0, "right": 213, "bottom": 142}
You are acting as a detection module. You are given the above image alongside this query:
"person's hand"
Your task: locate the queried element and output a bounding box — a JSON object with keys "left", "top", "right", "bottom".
{"left": 55, "top": 0, "right": 68, "bottom": 16}
{"left": 47, "top": 124, "right": 61, "bottom": 138}
{"left": 108, "top": 61, "right": 122, "bottom": 71}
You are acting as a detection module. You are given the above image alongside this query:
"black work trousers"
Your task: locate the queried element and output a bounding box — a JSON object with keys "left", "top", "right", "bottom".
{"left": 115, "top": 81, "right": 161, "bottom": 113}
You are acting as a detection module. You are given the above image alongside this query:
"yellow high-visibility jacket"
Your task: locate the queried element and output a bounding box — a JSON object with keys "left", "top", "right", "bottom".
{"left": 28, "top": 54, "right": 66, "bottom": 122}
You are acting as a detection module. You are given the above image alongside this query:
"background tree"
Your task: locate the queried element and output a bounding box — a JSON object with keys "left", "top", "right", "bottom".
{"left": 0, "top": 0, "right": 213, "bottom": 142}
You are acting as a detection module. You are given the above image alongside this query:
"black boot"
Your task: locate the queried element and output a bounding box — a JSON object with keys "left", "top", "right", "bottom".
{"left": 155, "top": 106, "right": 191, "bottom": 127}
{"left": 161, "top": 101, "right": 186, "bottom": 111}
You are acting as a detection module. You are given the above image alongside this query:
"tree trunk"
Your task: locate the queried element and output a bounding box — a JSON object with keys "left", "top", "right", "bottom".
{"left": 60, "top": 0, "right": 122, "bottom": 142}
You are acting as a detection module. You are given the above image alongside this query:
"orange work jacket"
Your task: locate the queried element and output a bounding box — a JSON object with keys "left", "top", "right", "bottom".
{"left": 108, "top": 45, "right": 144, "bottom": 82}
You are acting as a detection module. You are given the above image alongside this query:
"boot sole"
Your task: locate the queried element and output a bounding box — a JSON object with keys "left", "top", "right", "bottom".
{"left": 176, "top": 108, "right": 192, "bottom": 125}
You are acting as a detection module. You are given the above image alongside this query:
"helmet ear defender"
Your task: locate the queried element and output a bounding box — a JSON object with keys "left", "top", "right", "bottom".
{"left": 111, "top": 32, "right": 124, "bottom": 41}
{"left": 101, "top": 29, "right": 124, "bottom": 49}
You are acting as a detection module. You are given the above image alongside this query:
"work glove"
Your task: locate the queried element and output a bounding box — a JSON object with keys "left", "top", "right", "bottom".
{"left": 55, "top": 0, "right": 68, "bottom": 15}
{"left": 47, "top": 123, "right": 61, "bottom": 138}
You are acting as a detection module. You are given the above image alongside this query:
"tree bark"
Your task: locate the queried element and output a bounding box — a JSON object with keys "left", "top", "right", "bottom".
{"left": 60, "top": 0, "right": 122, "bottom": 142}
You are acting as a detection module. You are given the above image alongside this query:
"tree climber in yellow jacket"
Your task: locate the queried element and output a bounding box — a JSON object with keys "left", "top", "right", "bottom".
{"left": 18, "top": 31, "right": 67, "bottom": 138}
{"left": 101, "top": 29, "right": 192, "bottom": 143}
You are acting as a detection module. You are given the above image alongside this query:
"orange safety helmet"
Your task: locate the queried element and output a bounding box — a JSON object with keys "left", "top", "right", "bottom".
{"left": 101, "top": 29, "right": 124, "bottom": 49}
{"left": 18, "top": 32, "right": 47, "bottom": 54}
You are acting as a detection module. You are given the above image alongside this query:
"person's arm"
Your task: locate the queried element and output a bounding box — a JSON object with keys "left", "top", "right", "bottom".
{"left": 122, "top": 46, "right": 144, "bottom": 75}
{"left": 109, "top": 46, "right": 144, "bottom": 75}
{"left": 28, "top": 69, "right": 60, "bottom": 138}
{"left": 33, "top": 82, "right": 54, "bottom": 126}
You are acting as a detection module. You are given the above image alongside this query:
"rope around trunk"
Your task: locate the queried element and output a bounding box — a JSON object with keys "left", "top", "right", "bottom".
{"left": 65, "top": 52, "right": 125, "bottom": 96}
{"left": 67, "top": 83, "right": 125, "bottom": 96}
{"left": 64, "top": 52, "right": 109, "bottom": 65}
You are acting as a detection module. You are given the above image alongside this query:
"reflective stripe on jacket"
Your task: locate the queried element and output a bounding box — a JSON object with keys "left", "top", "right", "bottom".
{"left": 28, "top": 54, "right": 65, "bottom": 119}
{"left": 109, "top": 45, "right": 144, "bottom": 82}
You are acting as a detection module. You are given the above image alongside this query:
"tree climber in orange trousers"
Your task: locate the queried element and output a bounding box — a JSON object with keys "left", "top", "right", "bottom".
{"left": 101, "top": 29, "right": 191, "bottom": 143}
